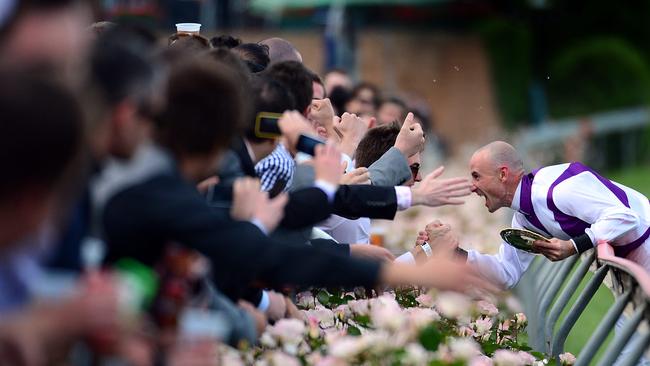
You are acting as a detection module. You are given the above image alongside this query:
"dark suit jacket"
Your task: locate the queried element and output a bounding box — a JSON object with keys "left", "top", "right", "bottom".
{"left": 101, "top": 145, "right": 381, "bottom": 302}
{"left": 219, "top": 138, "right": 399, "bottom": 228}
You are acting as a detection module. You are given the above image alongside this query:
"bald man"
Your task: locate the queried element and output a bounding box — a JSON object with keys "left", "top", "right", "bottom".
{"left": 259, "top": 37, "right": 302, "bottom": 64}
{"left": 466, "top": 141, "right": 650, "bottom": 289}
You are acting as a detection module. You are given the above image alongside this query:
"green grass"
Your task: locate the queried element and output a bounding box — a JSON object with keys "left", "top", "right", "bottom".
{"left": 554, "top": 270, "right": 614, "bottom": 362}
{"left": 609, "top": 165, "right": 650, "bottom": 197}
{"left": 548, "top": 165, "right": 649, "bottom": 361}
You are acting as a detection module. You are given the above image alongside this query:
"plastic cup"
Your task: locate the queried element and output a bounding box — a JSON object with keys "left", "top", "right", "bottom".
{"left": 175, "top": 23, "right": 201, "bottom": 35}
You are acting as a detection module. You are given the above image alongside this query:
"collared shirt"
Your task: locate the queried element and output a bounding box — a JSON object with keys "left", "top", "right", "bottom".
{"left": 255, "top": 143, "right": 295, "bottom": 192}
{"left": 468, "top": 162, "right": 650, "bottom": 289}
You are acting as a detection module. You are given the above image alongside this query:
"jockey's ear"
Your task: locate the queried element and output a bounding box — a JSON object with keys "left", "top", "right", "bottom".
{"left": 498, "top": 166, "right": 509, "bottom": 182}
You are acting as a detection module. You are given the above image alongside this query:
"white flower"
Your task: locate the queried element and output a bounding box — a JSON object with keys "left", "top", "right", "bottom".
{"left": 499, "top": 320, "right": 511, "bottom": 332}
{"left": 296, "top": 291, "right": 315, "bottom": 309}
{"left": 328, "top": 336, "right": 367, "bottom": 359}
{"left": 514, "top": 313, "right": 528, "bottom": 328}
{"left": 348, "top": 299, "right": 370, "bottom": 316}
{"left": 269, "top": 319, "right": 305, "bottom": 345}
{"left": 435, "top": 292, "right": 472, "bottom": 319}
{"left": 448, "top": 337, "right": 482, "bottom": 360}
{"left": 361, "top": 330, "right": 394, "bottom": 353}
{"left": 220, "top": 345, "right": 245, "bottom": 366}
{"left": 304, "top": 306, "right": 336, "bottom": 329}
{"left": 559, "top": 352, "right": 576, "bottom": 365}
{"left": 505, "top": 296, "right": 524, "bottom": 313}
{"left": 260, "top": 350, "right": 301, "bottom": 366}
{"left": 403, "top": 343, "right": 430, "bottom": 365}
{"left": 260, "top": 332, "right": 277, "bottom": 348}
{"left": 405, "top": 307, "right": 441, "bottom": 329}
{"left": 470, "top": 355, "right": 495, "bottom": 366}
{"left": 492, "top": 349, "right": 527, "bottom": 366}
{"left": 370, "top": 295, "right": 406, "bottom": 331}
{"left": 282, "top": 342, "right": 299, "bottom": 356}
{"left": 474, "top": 316, "right": 494, "bottom": 338}
{"left": 416, "top": 293, "right": 434, "bottom": 307}
{"left": 315, "top": 356, "right": 348, "bottom": 366}
{"left": 517, "top": 351, "right": 536, "bottom": 365}
{"left": 477, "top": 300, "right": 499, "bottom": 316}
{"left": 458, "top": 325, "right": 476, "bottom": 337}
{"left": 333, "top": 304, "right": 351, "bottom": 320}
{"left": 305, "top": 352, "right": 323, "bottom": 365}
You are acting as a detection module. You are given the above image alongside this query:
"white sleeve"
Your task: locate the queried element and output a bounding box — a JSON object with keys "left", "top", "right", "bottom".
{"left": 554, "top": 174, "right": 640, "bottom": 244}
{"left": 466, "top": 213, "right": 536, "bottom": 289}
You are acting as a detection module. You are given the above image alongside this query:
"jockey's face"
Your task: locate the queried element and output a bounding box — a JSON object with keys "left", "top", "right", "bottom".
{"left": 469, "top": 150, "right": 510, "bottom": 213}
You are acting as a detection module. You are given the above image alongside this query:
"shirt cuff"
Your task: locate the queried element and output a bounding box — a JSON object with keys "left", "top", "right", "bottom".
{"left": 571, "top": 233, "right": 594, "bottom": 254}
{"left": 341, "top": 153, "right": 354, "bottom": 173}
{"left": 257, "top": 290, "right": 270, "bottom": 312}
{"left": 315, "top": 179, "right": 337, "bottom": 203}
{"left": 250, "top": 218, "right": 268, "bottom": 235}
{"left": 395, "top": 186, "right": 412, "bottom": 211}
{"left": 395, "top": 251, "right": 416, "bottom": 264}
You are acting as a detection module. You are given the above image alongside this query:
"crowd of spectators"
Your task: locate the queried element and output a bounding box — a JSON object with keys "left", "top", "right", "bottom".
{"left": 0, "top": 1, "right": 493, "bottom": 364}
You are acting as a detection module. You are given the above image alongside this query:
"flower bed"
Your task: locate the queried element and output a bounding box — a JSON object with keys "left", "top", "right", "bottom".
{"left": 219, "top": 288, "right": 576, "bottom": 366}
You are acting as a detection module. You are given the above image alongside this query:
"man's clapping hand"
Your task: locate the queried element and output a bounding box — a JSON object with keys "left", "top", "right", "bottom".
{"left": 308, "top": 98, "right": 335, "bottom": 140}
{"left": 350, "top": 244, "right": 395, "bottom": 262}
{"left": 411, "top": 166, "right": 472, "bottom": 207}
{"left": 335, "top": 112, "right": 368, "bottom": 157}
{"left": 314, "top": 143, "right": 343, "bottom": 187}
{"left": 340, "top": 162, "right": 370, "bottom": 185}
{"left": 231, "top": 177, "right": 288, "bottom": 233}
{"left": 394, "top": 112, "right": 425, "bottom": 158}
{"left": 278, "top": 111, "right": 318, "bottom": 155}
{"left": 424, "top": 220, "right": 460, "bottom": 254}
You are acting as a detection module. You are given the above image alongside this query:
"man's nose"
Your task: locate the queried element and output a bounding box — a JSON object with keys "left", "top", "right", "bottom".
{"left": 470, "top": 183, "right": 477, "bottom": 192}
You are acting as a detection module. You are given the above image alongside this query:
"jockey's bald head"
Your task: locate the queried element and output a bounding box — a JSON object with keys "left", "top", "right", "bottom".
{"left": 473, "top": 141, "right": 524, "bottom": 174}
{"left": 469, "top": 141, "right": 524, "bottom": 212}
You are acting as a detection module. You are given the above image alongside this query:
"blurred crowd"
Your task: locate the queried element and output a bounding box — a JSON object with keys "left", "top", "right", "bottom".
{"left": 0, "top": 1, "right": 495, "bottom": 365}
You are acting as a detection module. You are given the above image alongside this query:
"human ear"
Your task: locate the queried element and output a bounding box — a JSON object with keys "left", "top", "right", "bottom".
{"left": 499, "top": 166, "right": 509, "bottom": 181}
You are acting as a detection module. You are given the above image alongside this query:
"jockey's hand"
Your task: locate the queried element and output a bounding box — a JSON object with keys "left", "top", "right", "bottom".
{"left": 533, "top": 238, "right": 576, "bottom": 261}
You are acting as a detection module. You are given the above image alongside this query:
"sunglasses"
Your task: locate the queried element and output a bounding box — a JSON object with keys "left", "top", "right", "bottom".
{"left": 410, "top": 163, "right": 420, "bottom": 179}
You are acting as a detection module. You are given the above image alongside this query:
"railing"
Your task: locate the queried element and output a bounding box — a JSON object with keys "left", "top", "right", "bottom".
{"left": 514, "top": 241, "right": 650, "bottom": 365}
{"left": 515, "top": 107, "right": 650, "bottom": 169}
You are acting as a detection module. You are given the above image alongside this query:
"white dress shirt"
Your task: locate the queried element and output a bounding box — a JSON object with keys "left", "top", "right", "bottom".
{"left": 468, "top": 162, "right": 650, "bottom": 289}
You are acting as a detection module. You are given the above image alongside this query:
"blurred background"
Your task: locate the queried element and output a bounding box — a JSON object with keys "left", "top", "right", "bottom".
{"left": 96, "top": 0, "right": 650, "bottom": 184}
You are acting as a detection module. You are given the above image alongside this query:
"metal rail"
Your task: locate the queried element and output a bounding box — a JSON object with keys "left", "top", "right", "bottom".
{"left": 515, "top": 242, "right": 650, "bottom": 365}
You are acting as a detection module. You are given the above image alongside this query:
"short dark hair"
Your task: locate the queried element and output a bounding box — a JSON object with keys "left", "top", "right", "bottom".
{"left": 265, "top": 61, "right": 312, "bottom": 113}
{"left": 0, "top": 70, "right": 83, "bottom": 200}
{"left": 156, "top": 58, "right": 248, "bottom": 156}
{"left": 204, "top": 48, "right": 251, "bottom": 83}
{"left": 232, "top": 43, "right": 270, "bottom": 73}
{"left": 210, "top": 35, "right": 242, "bottom": 49}
{"left": 246, "top": 75, "right": 296, "bottom": 143}
{"left": 354, "top": 122, "right": 401, "bottom": 169}
{"left": 328, "top": 86, "right": 351, "bottom": 115}
{"left": 310, "top": 70, "right": 325, "bottom": 98}
{"left": 168, "top": 34, "right": 211, "bottom": 54}
{"left": 90, "top": 25, "right": 157, "bottom": 108}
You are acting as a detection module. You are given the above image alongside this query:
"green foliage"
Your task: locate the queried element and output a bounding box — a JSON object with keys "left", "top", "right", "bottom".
{"left": 547, "top": 37, "right": 650, "bottom": 117}
{"left": 394, "top": 287, "right": 420, "bottom": 308}
{"left": 347, "top": 325, "right": 362, "bottom": 336}
{"left": 419, "top": 324, "right": 444, "bottom": 351}
{"left": 314, "top": 288, "right": 356, "bottom": 308}
{"left": 477, "top": 18, "right": 532, "bottom": 129}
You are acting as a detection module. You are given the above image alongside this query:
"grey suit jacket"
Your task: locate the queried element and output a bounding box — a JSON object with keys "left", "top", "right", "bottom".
{"left": 290, "top": 147, "right": 411, "bottom": 191}
{"left": 367, "top": 147, "right": 411, "bottom": 186}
